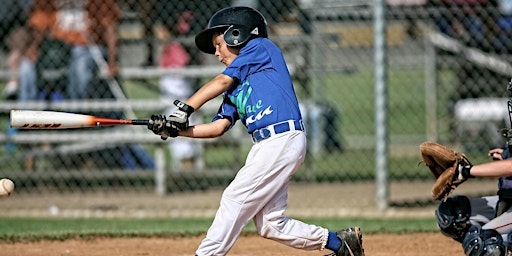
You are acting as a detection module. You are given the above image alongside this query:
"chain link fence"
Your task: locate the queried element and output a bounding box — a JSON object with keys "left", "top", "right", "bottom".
{"left": 0, "top": 0, "right": 506, "bottom": 216}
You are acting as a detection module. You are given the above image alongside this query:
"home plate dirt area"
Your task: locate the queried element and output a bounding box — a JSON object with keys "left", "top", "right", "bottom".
{"left": 1, "top": 232, "right": 461, "bottom": 256}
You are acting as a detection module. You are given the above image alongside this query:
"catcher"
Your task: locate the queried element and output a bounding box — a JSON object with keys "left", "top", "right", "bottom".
{"left": 420, "top": 141, "right": 512, "bottom": 256}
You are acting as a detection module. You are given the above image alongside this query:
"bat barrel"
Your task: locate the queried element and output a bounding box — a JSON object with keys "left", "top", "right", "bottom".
{"left": 10, "top": 110, "right": 149, "bottom": 129}
{"left": 11, "top": 110, "right": 91, "bottom": 129}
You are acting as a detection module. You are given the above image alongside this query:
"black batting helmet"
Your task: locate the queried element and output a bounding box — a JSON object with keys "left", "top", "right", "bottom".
{"left": 195, "top": 6, "right": 268, "bottom": 54}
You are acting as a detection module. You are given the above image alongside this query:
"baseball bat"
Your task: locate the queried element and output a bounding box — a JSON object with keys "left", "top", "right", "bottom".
{"left": 10, "top": 110, "right": 149, "bottom": 129}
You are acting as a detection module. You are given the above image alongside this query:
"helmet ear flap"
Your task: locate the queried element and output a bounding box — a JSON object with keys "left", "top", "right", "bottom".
{"left": 195, "top": 6, "right": 268, "bottom": 54}
{"left": 224, "top": 25, "right": 252, "bottom": 47}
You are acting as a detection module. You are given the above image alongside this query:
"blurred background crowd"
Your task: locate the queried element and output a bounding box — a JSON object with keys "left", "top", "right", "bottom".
{"left": 0, "top": 0, "right": 511, "bottom": 213}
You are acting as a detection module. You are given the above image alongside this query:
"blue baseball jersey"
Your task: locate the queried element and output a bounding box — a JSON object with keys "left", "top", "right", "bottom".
{"left": 212, "top": 37, "right": 302, "bottom": 134}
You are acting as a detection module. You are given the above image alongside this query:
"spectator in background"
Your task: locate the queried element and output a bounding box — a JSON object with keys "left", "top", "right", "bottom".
{"left": 2, "top": 0, "right": 34, "bottom": 163}
{"left": 157, "top": 27, "right": 199, "bottom": 171}
{"left": 10, "top": 0, "right": 121, "bottom": 171}
{"left": 493, "top": 0, "right": 512, "bottom": 53}
{"left": 430, "top": 1, "right": 510, "bottom": 98}
{"left": 137, "top": 0, "right": 227, "bottom": 67}
{"left": 0, "top": 0, "right": 34, "bottom": 100}
{"left": 18, "top": 0, "right": 121, "bottom": 101}
{"left": 128, "top": 0, "right": 155, "bottom": 67}
{"left": 128, "top": 1, "right": 227, "bottom": 171}
{"left": 140, "top": 0, "right": 229, "bottom": 171}
{"left": 432, "top": 1, "right": 488, "bottom": 49}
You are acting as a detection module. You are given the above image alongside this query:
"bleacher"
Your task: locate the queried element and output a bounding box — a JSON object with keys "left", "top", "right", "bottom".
{"left": 427, "top": 31, "right": 512, "bottom": 150}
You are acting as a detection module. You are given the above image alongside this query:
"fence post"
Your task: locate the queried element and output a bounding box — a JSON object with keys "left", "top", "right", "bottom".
{"left": 425, "top": 36, "right": 438, "bottom": 142}
{"left": 155, "top": 144, "right": 166, "bottom": 195}
{"left": 374, "top": 0, "right": 389, "bottom": 212}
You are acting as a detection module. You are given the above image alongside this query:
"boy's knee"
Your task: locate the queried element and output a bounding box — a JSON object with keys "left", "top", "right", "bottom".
{"left": 258, "top": 215, "right": 289, "bottom": 239}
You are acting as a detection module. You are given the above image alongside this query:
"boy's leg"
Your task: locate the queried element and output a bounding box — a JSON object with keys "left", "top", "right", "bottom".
{"left": 252, "top": 182, "right": 364, "bottom": 256}
{"left": 196, "top": 132, "right": 306, "bottom": 255}
{"left": 252, "top": 181, "right": 329, "bottom": 250}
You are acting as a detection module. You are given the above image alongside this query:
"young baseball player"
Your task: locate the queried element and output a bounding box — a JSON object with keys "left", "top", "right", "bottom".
{"left": 147, "top": 6, "right": 365, "bottom": 256}
{"left": 435, "top": 147, "right": 512, "bottom": 255}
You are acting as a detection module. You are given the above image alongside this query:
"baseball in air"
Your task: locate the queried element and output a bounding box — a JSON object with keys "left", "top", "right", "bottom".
{"left": 0, "top": 178, "right": 15, "bottom": 197}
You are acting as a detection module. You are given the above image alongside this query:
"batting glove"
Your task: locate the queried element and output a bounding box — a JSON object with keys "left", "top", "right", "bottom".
{"left": 168, "top": 100, "right": 194, "bottom": 131}
{"left": 148, "top": 114, "right": 179, "bottom": 140}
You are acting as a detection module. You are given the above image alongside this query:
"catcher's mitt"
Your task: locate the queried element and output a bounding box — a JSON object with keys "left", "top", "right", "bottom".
{"left": 419, "top": 141, "right": 473, "bottom": 201}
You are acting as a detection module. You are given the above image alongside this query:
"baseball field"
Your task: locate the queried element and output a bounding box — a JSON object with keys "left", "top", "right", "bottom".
{"left": 0, "top": 39, "right": 496, "bottom": 256}
{"left": 0, "top": 181, "right": 497, "bottom": 256}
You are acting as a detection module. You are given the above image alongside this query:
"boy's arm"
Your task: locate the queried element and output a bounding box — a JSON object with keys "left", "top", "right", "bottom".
{"left": 179, "top": 118, "right": 232, "bottom": 139}
{"left": 163, "top": 74, "right": 233, "bottom": 132}
{"left": 186, "top": 74, "right": 234, "bottom": 111}
{"left": 147, "top": 116, "right": 231, "bottom": 140}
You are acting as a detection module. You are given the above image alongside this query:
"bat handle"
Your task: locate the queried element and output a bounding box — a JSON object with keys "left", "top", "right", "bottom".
{"left": 131, "top": 119, "right": 149, "bottom": 125}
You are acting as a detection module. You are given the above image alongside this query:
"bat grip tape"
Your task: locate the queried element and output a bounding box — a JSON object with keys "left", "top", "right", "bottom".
{"left": 132, "top": 120, "right": 149, "bottom": 125}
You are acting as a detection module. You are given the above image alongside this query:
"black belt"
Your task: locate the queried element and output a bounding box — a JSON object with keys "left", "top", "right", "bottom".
{"left": 251, "top": 120, "right": 304, "bottom": 143}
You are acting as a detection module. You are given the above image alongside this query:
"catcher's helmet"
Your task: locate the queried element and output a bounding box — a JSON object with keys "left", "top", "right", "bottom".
{"left": 195, "top": 6, "right": 268, "bottom": 54}
{"left": 435, "top": 195, "right": 472, "bottom": 242}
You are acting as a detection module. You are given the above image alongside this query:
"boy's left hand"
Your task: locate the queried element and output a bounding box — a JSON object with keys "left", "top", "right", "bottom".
{"left": 148, "top": 115, "right": 179, "bottom": 140}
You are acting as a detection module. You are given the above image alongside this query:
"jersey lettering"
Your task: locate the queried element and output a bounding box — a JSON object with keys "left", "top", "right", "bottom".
{"left": 246, "top": 106, "right": 273, "bottom": 124}
{"left": 230, "top": 81, "right": 252, "bottom": 119}
{"left": 245, "top": 100, "right": 263, "bottom": 114}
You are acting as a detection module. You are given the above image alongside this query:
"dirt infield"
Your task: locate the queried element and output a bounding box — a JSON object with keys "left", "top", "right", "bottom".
{"left": 1, "top": 233, "right": 461, "bottom": 256}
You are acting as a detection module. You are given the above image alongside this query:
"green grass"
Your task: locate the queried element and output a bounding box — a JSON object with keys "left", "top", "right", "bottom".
{"left": 0, "top": 217, "right": 438, "bottom": 242}
{"left": 320, "top": 67, "right": 427, "bottom": 136}
{"left": 0, "top": 218, "right": 212, "bottom": 242}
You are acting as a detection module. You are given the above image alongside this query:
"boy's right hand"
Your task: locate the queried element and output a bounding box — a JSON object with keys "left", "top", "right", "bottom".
{"left": 167, "top": 109, "right": 189, "bottom": 131}
{"left": 168, "top": 100, "right": 195, "bottom": 131}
